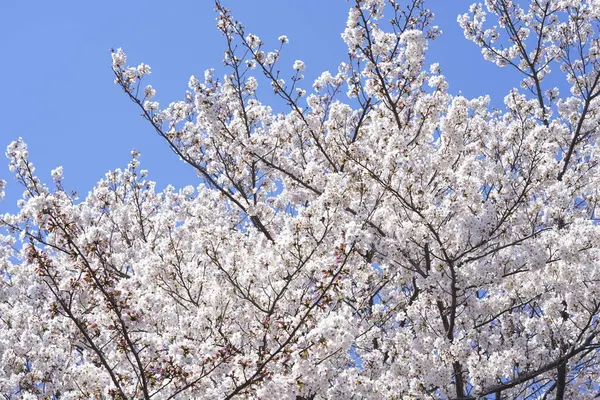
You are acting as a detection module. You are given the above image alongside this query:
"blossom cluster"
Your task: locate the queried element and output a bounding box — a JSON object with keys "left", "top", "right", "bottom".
{"left": 2, "top": 0, "right": 600, "bottom": 399}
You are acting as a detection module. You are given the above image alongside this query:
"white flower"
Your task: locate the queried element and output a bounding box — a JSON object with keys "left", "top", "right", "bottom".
{"left": 278, "top": 35, "right": 289, "bottom": 43}
{"left": 111, "top": 48, "right": 127, "bottom": 68}
{"left": 51, "top": 166, "right": 63, "bottom": 182}
{"left": 245, "top": 77, "right": 258, "bottom": 92}
{"left": 313, "top": 71, "right": 334, "bottom": 90}
{"left": 137, "top": 63, "right": 151, "bottom": 75}
{"left": 266, "top": 51, "right": 279, "bottom": 65}
{"left": 144, "top": 85, "right": 156, "bottom": 99}
{"left": 293, "top": 59, "right": 306, "bottom": 71}
{"left": 204, "top": 69, "right": 214, "bottom": 83}
{"left": 245, "top": 33, "right": 261, "bottom": 48}
{"left": 143, "top": 100, "right": 159, "bottom": 111}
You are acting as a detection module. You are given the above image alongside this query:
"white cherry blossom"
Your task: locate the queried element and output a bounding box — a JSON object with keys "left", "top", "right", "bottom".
{"left": 2, "top": 1, "right": 600, "bottom": 399}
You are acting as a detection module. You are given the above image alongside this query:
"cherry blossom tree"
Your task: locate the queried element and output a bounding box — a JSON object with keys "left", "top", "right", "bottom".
{"left": 2, "top": 0, "right": 600, "bottom": 398}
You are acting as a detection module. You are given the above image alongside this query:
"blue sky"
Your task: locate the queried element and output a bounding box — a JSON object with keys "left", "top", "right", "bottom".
{"left": 0, "top": 1, "right": 523, "bottom": 212}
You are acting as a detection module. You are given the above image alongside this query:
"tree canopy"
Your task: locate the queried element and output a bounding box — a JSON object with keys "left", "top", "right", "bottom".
{"left": 2, "top": 0, "right": 600, "bottom": 398}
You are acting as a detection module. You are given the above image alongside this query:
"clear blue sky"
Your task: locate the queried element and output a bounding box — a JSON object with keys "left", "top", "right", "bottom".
{"left": 0, "top": 1, "right": 523, "bottom": 212}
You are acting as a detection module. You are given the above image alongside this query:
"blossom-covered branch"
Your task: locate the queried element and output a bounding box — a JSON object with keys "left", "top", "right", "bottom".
{"left": 2, "top": 0, "right": 600, "bottom": 399}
